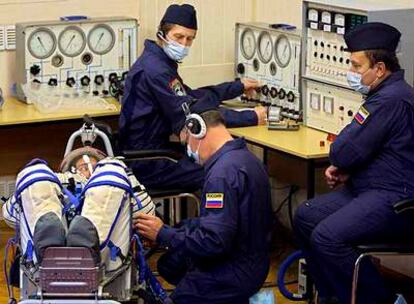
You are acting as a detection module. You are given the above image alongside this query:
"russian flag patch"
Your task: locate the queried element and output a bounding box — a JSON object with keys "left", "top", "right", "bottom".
{"left": 205, "top": 193, "right": 224, "bottom": 209}
{"left": 354, "top": 106, "right": 370, "bottom": 125}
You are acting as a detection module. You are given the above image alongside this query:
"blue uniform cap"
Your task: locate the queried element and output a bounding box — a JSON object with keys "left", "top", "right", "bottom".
{"left": 344, "top": 22, "right": 401, "bottom": 52}
{"left": 161, "top": 4, "right": 198, "bottom": 30}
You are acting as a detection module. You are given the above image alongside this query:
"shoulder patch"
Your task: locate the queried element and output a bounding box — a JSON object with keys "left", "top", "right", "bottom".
{"left": 169, "top": 78, "right": 186, "bottom": 96}
{"left": 354, "top": 105, "right": 370, "bottom": 125}
{"left": 205, "top": 193, "right": 224, "bottom": 209}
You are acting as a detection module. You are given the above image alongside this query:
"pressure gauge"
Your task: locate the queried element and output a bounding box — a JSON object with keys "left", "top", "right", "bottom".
{"left": 240, "top": 28, "right": 256, "bottom": 60}
{"left": 321, "top": 11, "right": 332, "bottom": 24}
{"left": 87, "top": 24, "right": 116, "bottom": 55}
{"left": 257, "top": 31, "right": 273, "bottom": 63}
{"left": 27, "top": 28, "right": 57, "bottom": 59}
{"left": 334, "top": 14, "right": 345, "bottom": 27}
{"left": 274, "top": 35, "right": 291, "bottom": 68}
{"left": 58, "top": 26, "right": 86, "bottom": 57}
{"left": 308, "top": 9, "right": 319, "bottom": 22}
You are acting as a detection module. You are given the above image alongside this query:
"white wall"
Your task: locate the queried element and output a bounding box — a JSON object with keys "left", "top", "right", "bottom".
{"left": 0, "top": 0, "right": 304, "bottom": 96}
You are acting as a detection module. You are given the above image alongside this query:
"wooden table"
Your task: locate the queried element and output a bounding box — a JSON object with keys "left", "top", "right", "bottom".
{"left": 0, "top": 97, "right": 120, "bottom": 126}
{"left": 229, "top": 125, "right": 331, "bottom": 198}
{"left": 0, "top": 97, "right": 121, "bottom": 177}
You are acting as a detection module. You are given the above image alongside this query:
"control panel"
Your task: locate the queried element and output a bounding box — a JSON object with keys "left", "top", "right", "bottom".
{"left": 304, "top": 79, "right": 362, "bottom": 134}
{"left": 235, "top": 22, "right": 302, "bottom": 121}
{"left": 15, "top": 17, "right": 138, "bottom": 102}
{"left": 302, "top": 0, "right": 414, "bottom": 134}
{"left": 305, "top": 7, "right": 366, "bottom": 87}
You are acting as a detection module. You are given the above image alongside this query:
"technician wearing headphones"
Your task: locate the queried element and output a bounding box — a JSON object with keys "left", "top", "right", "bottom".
{"left": 136, "top": 101, "right": 273, "bottom": 304}
{"left": 119, "top": 4, "right": 266, "bottom": 189}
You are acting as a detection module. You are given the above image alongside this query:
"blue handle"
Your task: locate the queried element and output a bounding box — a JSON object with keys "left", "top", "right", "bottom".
{"left": 60, "top": 16, "right": 89, "bottom": 21}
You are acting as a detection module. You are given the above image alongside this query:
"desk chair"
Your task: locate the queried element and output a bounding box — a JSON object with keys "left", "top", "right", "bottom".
{"left": 82, "top": 115, "right": 201, "bottom": 225}
{"left": 351, "top": 198, "right": 414, "bottom": 304}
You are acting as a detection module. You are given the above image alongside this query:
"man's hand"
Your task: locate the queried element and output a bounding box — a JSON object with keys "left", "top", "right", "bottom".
{"left": 135, "top": 213, "right": 164, "bottom": 242}
{"left": 254, "top": 106, "right": 267, "bottom": 125}
{"left": 241, "top": 78, "right": 260, "bottom": 98}
{"left": 325, "top": 165, "right": 349, "bottom": 188}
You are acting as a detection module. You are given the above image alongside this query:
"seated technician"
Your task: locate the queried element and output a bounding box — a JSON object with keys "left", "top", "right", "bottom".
{"left": 119, "top": 3, "right": 267, "bottom": 190}
{"left": 294, "top": 22, "right": 414, "bottom": 304}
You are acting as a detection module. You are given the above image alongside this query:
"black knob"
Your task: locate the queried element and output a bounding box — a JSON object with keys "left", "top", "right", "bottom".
{"left": 108, "top": 73, "right": 118, "bottom": 83}
{"left": 270, "top": 87, "right": 278, "bottom": 99}
{"left": 339, "top": 105, "right": 344, "bottom": 111}
{"left": 261, "top": 85, "right": 269, "bottom": 96}
{"left": 102, "top": 90, "right": 109, "bottom": 95}
{"left": 347, "top": 110, "right": 354, "bottom": 117}
{"left": 92, "top": 90, "right": 99, "bottom": 96}
{"left": 278, "top": 88, "right": 286, "bottom": 99}
{"left": 30, "top": 65, "right": 41, "bottom": 76}
{"left": 237, "top": 63, "right": 245, "bottom": 74}
{"left": 80, "top": 76, "right": 91, "bottom": 87}
{"left": 48, "top": 78, "right": 58, "bottom": 86}
{"left": 94, "top": 75, "right": 104, "bottom": 85}
{"left": 66, "top": 77, "right": 76, "bottom": 87}
{"left": 287, "top": 91, "right": 295, "bottom": 102}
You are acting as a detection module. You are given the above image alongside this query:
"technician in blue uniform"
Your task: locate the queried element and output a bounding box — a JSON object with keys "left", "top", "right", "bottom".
{"left": 294, "top": 22, "right": 414, "bottom": 304}
{"left": 119, "top": 4, "right": 267, "bottom": 189}
{"left": 136, "top": 102, "right": 273, "bottom": 304}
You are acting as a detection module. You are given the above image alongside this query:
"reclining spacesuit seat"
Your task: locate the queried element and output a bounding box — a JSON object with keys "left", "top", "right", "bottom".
{"left": 3, "top": 147, "right": 156, "bottom": 303}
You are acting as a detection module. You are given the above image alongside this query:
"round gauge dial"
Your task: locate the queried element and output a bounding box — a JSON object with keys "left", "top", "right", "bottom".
{"left": 27, "top": 28, "right": 57, "bottom": 59}
{"left": 240, "top": 28, "right": 256, "bottom": 60}
{"left": 334, "top": 13, "right": 345, "bottom": 26}
{"left": 274, "top": 35, "right": 292, "bottom": 68}
{"left": 257, "top": 31, "right": 273, "bottom": 63}
{"left": 58, "top": 26, "right": 86, "bottom": 57}
{"left": 308, "top": 9, "right": 319, "bottom": 22}
{"left": 88, "top": 24, "right": 115, "bottom": 55}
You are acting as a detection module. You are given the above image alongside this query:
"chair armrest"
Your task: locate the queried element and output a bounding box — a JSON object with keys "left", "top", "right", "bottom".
{"left": 393, "top": 198, "right": 414, "bottom": 214}
{"left": 121, "top": 149, "right": 182, "bottom": 163}
{"left": 357, "top": 243, "right": 414, "bottom": 253}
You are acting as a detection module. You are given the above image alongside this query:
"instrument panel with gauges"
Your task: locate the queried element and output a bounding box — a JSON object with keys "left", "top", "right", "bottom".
{"left": 235, "top": 22, "right": 302, "bottom": 123}
{"left": 15, "top": 17, "right": 138, "bottom": 103}
{"left": 302, "top": 0, "right": 414, "bottom": 135}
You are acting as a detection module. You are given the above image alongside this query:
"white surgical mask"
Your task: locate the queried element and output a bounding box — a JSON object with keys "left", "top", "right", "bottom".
{"left": 162, "top": 37, "right": 190, "bottom": 62}
{"left": 347, "top": 67, "right": 378, "bottom": 95}
{"left": 186, "top": 140, "right": 201, "bottom": 164}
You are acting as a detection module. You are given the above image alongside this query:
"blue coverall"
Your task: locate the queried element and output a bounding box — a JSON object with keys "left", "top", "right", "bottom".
{"left": 155, "top": 138, "right": 273, "bottom": 304}
{"left": 294, "top": 70, "right": 414, "bottom": 304}
{"left": 119, "top": 40, "right": 258, "bottom": 189}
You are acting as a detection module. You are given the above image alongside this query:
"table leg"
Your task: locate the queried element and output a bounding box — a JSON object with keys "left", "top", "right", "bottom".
{"left": 306, "top": 159, "right": 315, "bottom": 199}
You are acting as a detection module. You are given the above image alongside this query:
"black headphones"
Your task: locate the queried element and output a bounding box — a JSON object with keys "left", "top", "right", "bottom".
{"left": 182, "top": 101, "right": 207, "bottom": 139}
